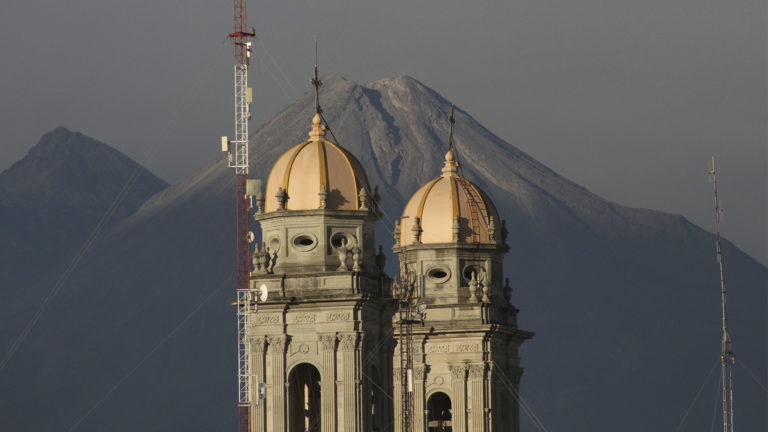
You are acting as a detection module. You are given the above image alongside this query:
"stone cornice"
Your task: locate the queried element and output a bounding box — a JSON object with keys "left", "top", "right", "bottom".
{"left": 254, "top": 208, "right": 379, "bottom": 222}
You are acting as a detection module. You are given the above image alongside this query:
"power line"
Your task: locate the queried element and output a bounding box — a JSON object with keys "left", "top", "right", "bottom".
{"left": 0, "top": 172, "right": 131, "bottom": 372}
{"left": 67, "top": 275, "right": 232, "bottom": 431}
{"left": 673, "top": 358, "right": 720, "bottom": 432}
{"left": 0, "top": 56, "right": 216, "bottom": 375}
{"left": 491, "top": 360, "right": 550, "bottom": 432}
{"left": 736, "top": 360, "right": 768, "bottom": 394}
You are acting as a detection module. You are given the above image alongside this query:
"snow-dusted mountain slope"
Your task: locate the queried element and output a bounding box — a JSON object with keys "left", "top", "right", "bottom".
{"left": 0, "top": 127, "right": 167, "bottom": 363}
{"left": 0, "top": 76, "right": 764, "bottom": 431}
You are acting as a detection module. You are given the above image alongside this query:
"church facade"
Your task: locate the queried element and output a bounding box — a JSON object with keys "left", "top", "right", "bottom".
{"left": 243, "top": 110, "right": 532, "bottom": 432}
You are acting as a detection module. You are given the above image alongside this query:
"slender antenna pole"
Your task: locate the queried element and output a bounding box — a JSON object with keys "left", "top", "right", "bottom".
{"left": 710, "top": 156, "right": 735, "bottom": 432}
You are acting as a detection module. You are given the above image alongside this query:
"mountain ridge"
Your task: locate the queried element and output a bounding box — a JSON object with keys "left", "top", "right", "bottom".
{"left": 0, "top": 127, "right": 168, "bottom": 288}
{"left": 1, "top": 76, "right": 764, "bottom": 431}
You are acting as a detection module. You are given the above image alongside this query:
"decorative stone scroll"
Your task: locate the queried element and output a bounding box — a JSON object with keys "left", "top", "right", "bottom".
{"left": 293, "top": 313, "right": 316, "bottom": 324}
{"left": 454, "top": 343, "right": 480, "bottom": 352}
{"left": 327, "top": 312, "right": 351, "bottom": 322}
{"left": 253, "top": 314, "right": 280, "bottom": 325}
{"left": 289, "top": 343, "right": 310, "bottom": 356}
{"left": 426, "top": 344, "right": 450, "bottom": 353}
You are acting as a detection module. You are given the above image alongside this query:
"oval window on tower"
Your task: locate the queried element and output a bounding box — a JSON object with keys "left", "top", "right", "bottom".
{"left": 426, "top": 266, "right": 451, "bottom": 283}
{"left": 291, "top": 234, "right": 318, "bottom": 252}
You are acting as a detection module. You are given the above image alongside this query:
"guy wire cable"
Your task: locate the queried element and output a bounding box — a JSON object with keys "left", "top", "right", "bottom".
{"left": 67, "top": 274, "right": 233, "bottom": 431}
{"left": 0, "top": 61, "right": 217, "bottom": 373}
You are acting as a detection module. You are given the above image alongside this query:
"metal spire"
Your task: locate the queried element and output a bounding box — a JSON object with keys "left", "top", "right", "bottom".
{"left": 312, "top": 37, "right": 323, "bottom": 115}
{"left": 709, "top": 156, "right": 735, "bottom": 432}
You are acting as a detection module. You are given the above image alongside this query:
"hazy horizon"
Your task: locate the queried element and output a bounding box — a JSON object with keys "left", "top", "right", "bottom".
{"left": 0, "top": 1, "right": 764, "bottom": 263}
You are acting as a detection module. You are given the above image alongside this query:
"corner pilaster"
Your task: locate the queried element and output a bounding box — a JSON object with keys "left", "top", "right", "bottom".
{"left": 250, "top": 335, "right": 267, "bottom": 432}
{"left": 267, "top": 335, "right": 287, "bottom": 432}
{"left": 449, "top": 363, "right": 468, "bottom": 432}
{"left": 468, "top": 363, "right": 486, "bottom": 432}
{"left": 338, "top": 332, "right": 359, "bottom": 432}
{"left": 319, "top": 334, "right": 337, "bottom": 432}
{"left": 412, "top": 365, "right": 427, "bottom": 432}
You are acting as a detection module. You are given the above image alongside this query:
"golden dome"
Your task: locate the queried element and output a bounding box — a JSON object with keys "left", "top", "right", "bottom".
{"left": 399, "top": 150, "right": 501, "bottom": 245}
{"left": 264, "top": 114, "right": 371, "bottom": 212}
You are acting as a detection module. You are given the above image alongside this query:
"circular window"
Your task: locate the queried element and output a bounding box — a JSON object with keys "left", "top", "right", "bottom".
{"left": 330, "top": 232, "right": 355, "bottom": 249}
{"left": 427, "top": 266, "right": 451, "bottom": 283}
{"left": 462, "top": 265, "right": 484, "bottom": 283}
{"left": 291, "top": 234, "right": 318, "bottom": 251}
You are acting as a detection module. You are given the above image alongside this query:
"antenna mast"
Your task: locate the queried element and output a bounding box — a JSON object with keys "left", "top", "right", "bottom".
{"left": 222, "top": 1, "right": 255, "bottom": 431}
{"left": 710, "top": 157, "right": 735, "bottom": 432}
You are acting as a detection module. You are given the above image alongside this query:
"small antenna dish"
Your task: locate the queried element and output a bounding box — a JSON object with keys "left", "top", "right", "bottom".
{"left": 417, "top": 303, "right": 427, "bottom": 314}
{"left": 258, "top": 284, "right": 269, "bottom": 302}
{"left": 247, "top": 231, "right": 255, "bottom": 243}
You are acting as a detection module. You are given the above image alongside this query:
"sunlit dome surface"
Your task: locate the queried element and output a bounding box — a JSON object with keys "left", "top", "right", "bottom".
{"left": 399, "top": 150, "right": 501, "bottom": 245}
{"left": 264, "top": 114, "right": 371, "bottom": 212}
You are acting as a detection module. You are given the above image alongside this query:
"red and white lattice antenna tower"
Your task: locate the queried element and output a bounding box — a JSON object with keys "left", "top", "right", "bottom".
{"left": 221, "top": 1, "right": 255, "bottom": 431}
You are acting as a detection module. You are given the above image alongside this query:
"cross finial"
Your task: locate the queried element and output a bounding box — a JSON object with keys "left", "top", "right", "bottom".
{"left": 312, "top": 37, "right": 323, "bottom": 115}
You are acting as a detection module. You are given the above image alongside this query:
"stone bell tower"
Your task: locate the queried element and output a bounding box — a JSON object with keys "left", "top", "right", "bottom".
{"left": 393, "top": 150, "right": 533, "bottom": 432}
{"left": 247, "top": 113, "right": 394, "bottom": 432}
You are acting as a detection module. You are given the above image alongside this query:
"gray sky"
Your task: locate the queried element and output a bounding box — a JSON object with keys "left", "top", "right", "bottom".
{"left": 1, "top": 0, "right": 765, "bottom": 264}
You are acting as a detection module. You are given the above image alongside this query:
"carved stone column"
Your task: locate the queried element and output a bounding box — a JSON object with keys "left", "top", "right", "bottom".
{"left": 250, "top": 336, "right": 267, "bottom": 432}
{"left": 449, "top": 364, "right": 468, "bottom": 432}
{"left": 338, "top": 333, "right": 359, "bottom": 432}
{"left": 468, "top": 363, "right": 486, "bottom": 432}
{"left": 319, "top": 334, "right": 337, "bottom": 432}
{"left": 267, "top": 335, "right": 287, "bottom": 432}
{"left": 412, "top": 365, "right": 427, "bottom": 432}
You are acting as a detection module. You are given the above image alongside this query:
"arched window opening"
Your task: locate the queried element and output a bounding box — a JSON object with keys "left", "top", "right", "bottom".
{"left": 426, "top": 392, "right": 452, "bottom": 432}
{"left": 288, "top": 363, "right": 321, "bottom": 432}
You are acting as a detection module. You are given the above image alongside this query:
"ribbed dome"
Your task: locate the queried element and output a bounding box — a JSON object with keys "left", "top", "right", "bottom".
{"left": 399, "top": 151, "right": 501, "bottom": 245}
{"left": 264, "top": 114, "right": 371, "bottom": 212}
